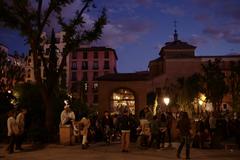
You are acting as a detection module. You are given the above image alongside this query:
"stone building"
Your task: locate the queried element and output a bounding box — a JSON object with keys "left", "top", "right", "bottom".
{"left": 68, "top": 46, "right": 118, "bottom": 106}
{"left": 98, "top": 31, "right": 240, "bottom": 115}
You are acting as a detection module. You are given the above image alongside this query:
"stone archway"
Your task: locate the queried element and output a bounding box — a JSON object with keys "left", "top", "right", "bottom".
{"left": 110, "top": 88, "right": 135, "bottom": 115}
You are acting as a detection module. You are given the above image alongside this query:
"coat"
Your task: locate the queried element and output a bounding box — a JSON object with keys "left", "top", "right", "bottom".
{"left": 80, "top": 117, "right": 90, "bottom": 136}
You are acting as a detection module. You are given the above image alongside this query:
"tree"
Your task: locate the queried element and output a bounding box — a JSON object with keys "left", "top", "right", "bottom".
{"left": 201, "top": 59, "right": 228, "bottom": 112}
{"left": 0, "top": 0, "right": 107, "bottom": 135}
{"left": 0, "top": 50, "right": 25, "bottom": 91}
{"left": 171, "top": 74, "right": 202, "bottom": 113}
{"left": 228, "top": 60, "right": 240, "bottom": 112}
{"left": 0, "top": 50, "right": 24, "bottom": 140}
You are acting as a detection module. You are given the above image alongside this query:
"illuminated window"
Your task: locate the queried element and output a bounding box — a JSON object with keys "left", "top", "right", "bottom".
{"left": 111, "top": 89, "right": 135, "bottom": 115}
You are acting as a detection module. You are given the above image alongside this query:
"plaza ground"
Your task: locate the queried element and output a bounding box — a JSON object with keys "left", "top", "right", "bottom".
{"left": 1, "top": 142, "right": 240, "bottom": 160}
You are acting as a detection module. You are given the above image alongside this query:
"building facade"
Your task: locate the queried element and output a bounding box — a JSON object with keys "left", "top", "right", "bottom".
{"left": 25, "top": 31, "right": 69, "bottom": 88}
{"left": 98, "top": 32, "right": 240, "bottom": 115}
{"left": 68, "top": 47, "right": 118, "bottom": 106}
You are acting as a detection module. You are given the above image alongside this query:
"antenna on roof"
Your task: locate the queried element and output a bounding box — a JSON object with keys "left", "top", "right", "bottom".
{"left": 174, "top": 20, "right": 178, "bottom": 41}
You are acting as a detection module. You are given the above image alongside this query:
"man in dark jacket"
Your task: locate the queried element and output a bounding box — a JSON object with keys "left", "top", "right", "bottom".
{"left": 119, "top": 109, "right": 131, "bottom": 152}
{"left": 176, "top": 112, "right": 191, "bottom": 160}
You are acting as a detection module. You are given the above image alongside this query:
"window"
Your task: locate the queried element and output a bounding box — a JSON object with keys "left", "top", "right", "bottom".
{"left": 82, "top": 61, "right": 88, "bottom": 70}
{"left": 104, "top": 51, "right": 109, "bottom": 59}
{"left": 72, "top": 52, "right": 77, "bottom": 59}
{"left": 83, "top": 94, "right": 87, "bottom": 102}
{"left": 71, "top": 62, "right": 77, "bottom": 70}
{"left": 83, "top": 52, "right": 88, "bottom": 59}
{"left": 84, "top": 82, "right": 88, "bottom": 92}
{"left": 111, "top": 89, "right": 135, "bottom": 115}
{"left": 93, "top": 72, "right": 98, "bottom": 80}
{"left": 71, "top": 72, "right": 77, "bottom": 81}
{"left": 93, "top": 94, "right": 98, "bottom": 103}
{"left": 93, "top": 82, "right": 98, "bottom": 92}
{"left": 94, "top": 51, "right": 98, "bottom": 59}
{"left": 82, "top": 72, "right": 88, "bottom": 81}
{"left": 93, "top": 61, "right": 98, "bottom": 70}
{"left": 104, "top": 61, "right": 110, "bottom": 69}
{"left": 71, "top": 82, "right": 78, "bottom": 92}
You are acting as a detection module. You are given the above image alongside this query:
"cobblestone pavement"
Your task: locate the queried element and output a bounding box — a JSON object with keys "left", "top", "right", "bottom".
{"left": 1, "top": 142, "right": 240, "bottom": 160}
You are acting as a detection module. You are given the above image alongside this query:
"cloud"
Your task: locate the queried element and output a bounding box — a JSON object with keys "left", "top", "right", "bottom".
{"left": 218, "top": 1, "right": 240, "bottom": 20}
{"left": 191, "top": 0, "right": 240, "bottom": 45}
{"left": 203, "top": 25, "right": 240, "bottom": 44}
{"left": 194, "top": 14, "right": 211, "bottom": 23}
{"left": 135, "top": 0, "right": 153, "bottom": 6}
{"left": 187, "top": 34, "right": 208, "bottom": 46}
{"left": 94, "top": 18, "right": 153, "bottom": 47}
{"left": 160, "top": 5, "right": 185, "bottom": 16}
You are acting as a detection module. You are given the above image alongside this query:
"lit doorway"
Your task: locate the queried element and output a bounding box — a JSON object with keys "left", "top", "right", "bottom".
{"left": 111, "top": 89, "right": 135, "bottom": 115}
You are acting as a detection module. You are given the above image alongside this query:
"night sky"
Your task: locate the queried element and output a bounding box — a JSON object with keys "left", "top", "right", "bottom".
{"left": 0, "top": 0, "right": 240, "bottom": 73}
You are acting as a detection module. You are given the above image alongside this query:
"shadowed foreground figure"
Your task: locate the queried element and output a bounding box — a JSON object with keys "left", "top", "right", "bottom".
{"left": 119, "top": 110, "right": 131, "bottom": 152}
{"left": 176, "top": 112, "right": 191, "bottom": 160}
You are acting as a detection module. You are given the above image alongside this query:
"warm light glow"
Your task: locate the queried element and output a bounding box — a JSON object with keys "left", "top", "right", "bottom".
{"left": 64, "top": 100, "right": 68, "bottom": 105}
{"left": 163, "top": 97, "right": 170, "bottom": 106}
{"left": 198, "top": 99, "right": 203, "bottom": 106}
{"left": 8, "top": 90, "right": 12, "bottom": 94}
{"left": 200, "top": 94, "right": 206, "bottom": 101}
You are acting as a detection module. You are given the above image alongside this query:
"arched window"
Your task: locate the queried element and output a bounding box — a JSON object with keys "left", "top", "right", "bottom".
{"left": 111, "top": 89, "right": 135, "bottom": 115}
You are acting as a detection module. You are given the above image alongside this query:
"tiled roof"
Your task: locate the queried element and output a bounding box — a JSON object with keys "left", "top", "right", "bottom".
{"left": 98, "top": 71, "right": 150, "bottom": 81}
{"left": 162, "top": 40, "right": 196, "bottom": 50}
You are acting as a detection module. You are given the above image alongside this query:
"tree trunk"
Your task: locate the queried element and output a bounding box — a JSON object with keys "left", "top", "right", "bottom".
{"left": 41, "top": 87, "right": 55, "bottom": 139}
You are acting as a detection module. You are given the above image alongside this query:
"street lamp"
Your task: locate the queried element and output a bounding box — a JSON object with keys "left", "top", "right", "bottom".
{"left": 198, "top": 99, "right": 203, "bottom": 115}
{"left": 163, "top": 97, "right": 170, "bottom": 106}
{"left": 163, "top": 97, "right": 170, "bottom": 111}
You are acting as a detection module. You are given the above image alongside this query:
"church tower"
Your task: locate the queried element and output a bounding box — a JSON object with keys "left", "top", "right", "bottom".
{"left": 159, "top": 21, "right": 196, "bottom": 59}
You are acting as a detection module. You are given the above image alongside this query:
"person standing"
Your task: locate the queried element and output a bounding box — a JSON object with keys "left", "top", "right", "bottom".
{"left": 102, "top": 111, "right": 113, "bottom": 144}
{"left": 7, "top": 110, "right": 19, "bottom": 154}
{"left": 80, "top": 114, "right": 90, "bottom": 149}
{"left": 119, "top": 109, "right": 131, "bottom": 152}
{"left": 176, "top": 112, "right": 192, "bottom": 160}
{"left": 209, "top": 112, "right": 216, "bottom": 148}
{"left": 159, "top": 113, "right": 167, "bottom": 148}
{"left": 16, "top": 108, "right": 27, "bottom": 150}
{"left": 166, "top": 111, "right": 173, "bottom": 147}
{"left": 149, "top": 115, "right": 160, "bottom": 148}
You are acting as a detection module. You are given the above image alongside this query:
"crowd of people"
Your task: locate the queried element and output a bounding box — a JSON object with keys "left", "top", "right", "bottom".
{"left": 6, "top": 104, "right": 240, "bottom": 160}
{"left": 6, "top": 108, "right": 27, "bottom": 154}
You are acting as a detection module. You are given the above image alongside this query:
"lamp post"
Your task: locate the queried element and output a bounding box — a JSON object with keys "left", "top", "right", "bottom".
{"left": 198, "top": 99, "right": 203, "bottom": 116}
{"left": 163, "top": 97, "right": 170, "bottom": 112}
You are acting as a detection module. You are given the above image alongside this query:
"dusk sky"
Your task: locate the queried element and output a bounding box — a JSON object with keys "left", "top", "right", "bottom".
{"left": 0, "top": 0, "right": 240, "bottom": 73}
